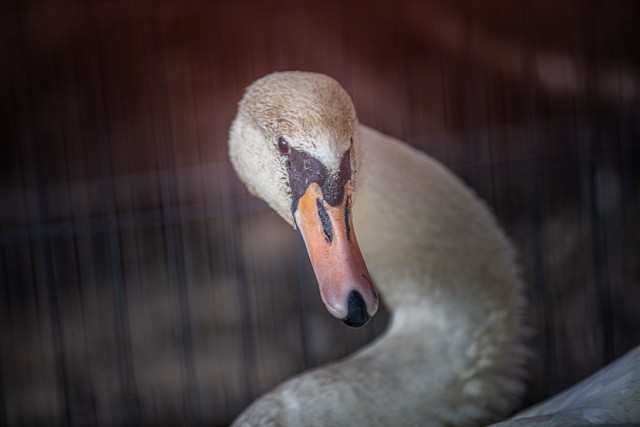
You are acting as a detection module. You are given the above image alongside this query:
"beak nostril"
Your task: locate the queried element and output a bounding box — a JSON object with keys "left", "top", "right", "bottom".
{"left": 344, "top": 196, "right": 352, "bottom": 242}
{"left": 317, "top": 199, "right": 333, "bottom": 243}
{"left": 342, "top": 291, "right": 369, "bottom": 328}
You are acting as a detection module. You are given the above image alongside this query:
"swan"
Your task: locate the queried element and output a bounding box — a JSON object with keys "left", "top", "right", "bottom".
{"left": 228, "top": 71, "right": 527, "bottom": 426}
{"left": 228, "top": 71, "right": 640, "bottom": 426}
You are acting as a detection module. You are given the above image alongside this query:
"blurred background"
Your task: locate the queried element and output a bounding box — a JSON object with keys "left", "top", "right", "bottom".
{"left": 1, "top": 1, "right": 639, "bottom": 426}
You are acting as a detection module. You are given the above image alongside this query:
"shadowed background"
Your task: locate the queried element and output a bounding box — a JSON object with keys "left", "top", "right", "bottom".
{"left": 1, "top": 1, "right": 639, "bottom": 426}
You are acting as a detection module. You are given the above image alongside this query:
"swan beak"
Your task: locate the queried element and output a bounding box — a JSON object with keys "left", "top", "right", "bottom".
{"left": 294, "top": 182, "right": 378, "bottom": 327}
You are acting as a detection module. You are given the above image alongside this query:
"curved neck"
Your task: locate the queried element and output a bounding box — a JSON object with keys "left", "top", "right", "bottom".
{"left": 352, "top": 124, "right": 523, "bottom": 323}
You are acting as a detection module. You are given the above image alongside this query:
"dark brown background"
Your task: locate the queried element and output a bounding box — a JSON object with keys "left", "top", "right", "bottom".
{"left": 1, "top": 1, "right": 639, "bottom": 426}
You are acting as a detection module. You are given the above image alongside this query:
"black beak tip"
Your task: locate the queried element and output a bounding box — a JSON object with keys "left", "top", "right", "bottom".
{"left": 342, "top": 291, "right": 370, "bottom": 328}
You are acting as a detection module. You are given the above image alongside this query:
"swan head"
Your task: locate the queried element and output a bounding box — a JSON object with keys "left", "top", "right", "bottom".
{"left": 229, "top": 71, "right": 378, "bottom": 327}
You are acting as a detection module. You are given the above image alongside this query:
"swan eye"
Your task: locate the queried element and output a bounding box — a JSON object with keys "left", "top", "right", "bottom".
{"left": 277, "top": 136, "right": 291, "bottom": 155}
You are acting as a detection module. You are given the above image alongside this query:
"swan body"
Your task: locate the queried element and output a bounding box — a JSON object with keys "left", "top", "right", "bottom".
{"left": 228, "top": 71, "right": 528, "bottom": 425}
{"left": 492, "top": 344, "right": 640, "bottom": 427}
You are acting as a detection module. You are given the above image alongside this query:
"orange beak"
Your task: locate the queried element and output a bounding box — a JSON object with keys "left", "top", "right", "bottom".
{"left": 294, "top": 181, "right": 378, "bottom": 327}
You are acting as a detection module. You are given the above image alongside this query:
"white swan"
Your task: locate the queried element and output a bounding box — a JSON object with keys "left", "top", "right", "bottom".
{"left": 228, "top": 71, "right": 527, "bottom": 426}
{"left": 227, "top": 71, "right": 639, "bottom": 426}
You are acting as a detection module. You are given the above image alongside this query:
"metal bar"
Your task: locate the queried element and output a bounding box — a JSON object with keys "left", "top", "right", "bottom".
{"left": 218, "top": 145, "right": 257, "bottom": 407}
{"left": 14, "top": 3, "right": 73, "bottom": 424}
{"left": 0, "top": 246, "right": 9, "bottom": 426}
{"left": 147, "top": 4, "right": 201, "bottom": 424}
{"left": 85, "top": 3, "right": 139, "bottom": 423}
{"left": 520, "top": 0, "right": 557, "bottom": 389}
{"left": 0, "top": 196, "right": 267, "bottom": 245}
{"left": 582, "top": 0, "right": 614, "bottom": 363}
